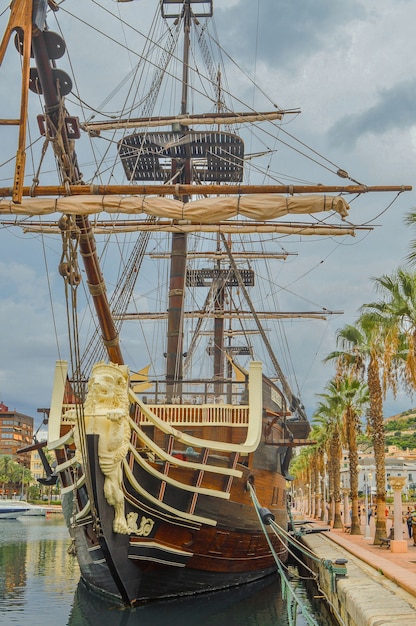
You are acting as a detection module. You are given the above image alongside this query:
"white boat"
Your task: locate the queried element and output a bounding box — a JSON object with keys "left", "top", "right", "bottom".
{"left": 0, "top": 500, "right": 32, "bottom": 519}
{"left": 0, "top": 500, "right": 47, "bottom": 517}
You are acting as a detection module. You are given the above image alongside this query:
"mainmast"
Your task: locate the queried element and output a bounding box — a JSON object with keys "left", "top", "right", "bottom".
{"left": 162, "top": 1, "right": 244, "bottom": 401}
{"left": 164, "top": 0, "right": 193, "bottom": 401}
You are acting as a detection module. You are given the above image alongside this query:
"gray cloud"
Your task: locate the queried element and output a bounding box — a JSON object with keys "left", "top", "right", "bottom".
{"left": 328, "top": 79, "right": 416, "bottom": 148}
{"left": 217, "top": 0, "right": 365, "bottom": 70}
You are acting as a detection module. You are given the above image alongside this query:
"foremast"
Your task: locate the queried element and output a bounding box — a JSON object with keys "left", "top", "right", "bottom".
{"left": 163, "top": 1, "right": 223, "bottom": 402}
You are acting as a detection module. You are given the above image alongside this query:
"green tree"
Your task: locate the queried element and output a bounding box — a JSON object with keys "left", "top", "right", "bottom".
{"left": 312, "top": 398, "right": 343, "bottom": 528}
{"left": 360, "top": 270, "right": 416, "bottom": 539}
{"left": 363, "top": 268, "right": 416, "bottom": 393}
{"left": 308, "top": 422, "right": 328, "bottom": 523}
{"left": 0, "top": 456, "right": 33, "bottom": 499}
{"left": 290, "top": 447, "right": 314, "bottom": 515}
{"left": 0, "top": 455, "right": 13, "bottom": 497}
{"left": 319, "top": 378, "right": 369, "bottom": 534}
{"left": 326, "top": 315, "right": 387, "bottom": 543}
{"left": 0, "top": 473, "right": 7, "bottom": 497}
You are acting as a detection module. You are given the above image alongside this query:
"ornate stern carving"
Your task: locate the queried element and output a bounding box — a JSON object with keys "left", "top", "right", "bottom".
{"left": 75, "top": 361, "right": 131, "bottom": 534}
{"left": 126, "top": 513, "right": 155, "bottom": 536}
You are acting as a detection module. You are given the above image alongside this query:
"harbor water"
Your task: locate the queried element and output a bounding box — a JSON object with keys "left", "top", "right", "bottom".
{"left": 0, "top": 517, "right": 335, "bottom": 625}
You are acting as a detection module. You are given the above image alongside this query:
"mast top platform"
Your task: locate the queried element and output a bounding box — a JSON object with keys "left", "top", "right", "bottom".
{"left": 119, "top": 131, "right": 244, "bottom": 183}
{"left": 161, "top": 1, "right": 213, "bottom": 19}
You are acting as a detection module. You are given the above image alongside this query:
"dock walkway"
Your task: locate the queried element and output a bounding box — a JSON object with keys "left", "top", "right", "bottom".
{"left": 324, "top": 522, "right": 416, "bottom": 599}
{"left": 297, "top": 516, "right": 416, "bottom": 625}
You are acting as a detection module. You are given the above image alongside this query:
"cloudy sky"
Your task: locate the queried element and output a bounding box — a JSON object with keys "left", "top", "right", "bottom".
{"left": 0, "top": 0, "right": 415, "bottom": 427}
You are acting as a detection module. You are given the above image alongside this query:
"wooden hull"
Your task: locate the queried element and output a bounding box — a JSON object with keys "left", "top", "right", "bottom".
{"left": 61, "top": 431, "right": 289, "bottom": 606}
{"left": 49, "top": 360, "right": 301, "bottom": 606}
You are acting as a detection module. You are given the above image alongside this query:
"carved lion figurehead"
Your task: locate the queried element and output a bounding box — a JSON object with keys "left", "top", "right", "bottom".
{"left": 84, "top": 361, "right": 130, "bottom": 414}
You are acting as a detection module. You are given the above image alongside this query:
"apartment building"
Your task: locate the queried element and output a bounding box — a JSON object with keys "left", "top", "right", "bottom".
{"left": 0, "top": 400, "right": 34, "bottom": 467}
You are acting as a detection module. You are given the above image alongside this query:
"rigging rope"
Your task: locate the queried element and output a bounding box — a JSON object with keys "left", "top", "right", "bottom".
{"left": 58, "top": 216, "right": 100, "bottom": 531}
{"left": 55, "top": 0, "right": 362, "bottom": 187}
{"left": 79, "top": 218, "right": 155, "bottom": 376}
{"left": 248, "top": 483, "right": 347, "bottom": 626}
{"left": 220, "top": 233, "right": 299, "bottom": 415}
{"left": 248, "top": 483, "right": 320, "bottom": 626}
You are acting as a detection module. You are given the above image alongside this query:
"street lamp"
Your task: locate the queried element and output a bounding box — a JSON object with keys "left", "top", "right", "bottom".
{"left": 362, "top": 465, "right": 375, "bottom": 539}
{"left": 323, "top": 452, "right": 328, "bottom": 523}
{"left": 306, "top": 483, "right": 311, "bottom": 516}
{"left": 364, "top": 470, "right": 371, "bottom": 538}
{"left": 358, "top": 464, "right": 371, "bottom": 539}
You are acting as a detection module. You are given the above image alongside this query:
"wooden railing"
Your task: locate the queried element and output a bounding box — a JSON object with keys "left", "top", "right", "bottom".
{"left": 138, "top": 403, "right": 249, "bottom": 427}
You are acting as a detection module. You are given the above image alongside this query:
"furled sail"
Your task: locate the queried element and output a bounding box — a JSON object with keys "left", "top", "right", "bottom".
{"left": 0, "top": 193, "right": 349, "bottom": 221}
{"left": 81, "top": 110, "right": 288, "bottom": 133}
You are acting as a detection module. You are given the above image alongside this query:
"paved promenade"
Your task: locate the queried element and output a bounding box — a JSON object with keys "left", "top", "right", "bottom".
{"left": 298, "top": 515, "right": 416, "bottom": 624}
{"left": 312, "top": 516, "right": 416, "bottom": 599}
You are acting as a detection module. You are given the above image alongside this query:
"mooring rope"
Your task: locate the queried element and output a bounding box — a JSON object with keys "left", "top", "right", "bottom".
{"left": 248, "top": 483, "right": 320, "bottom": 626}
{"left": 248, "top": 483, "right": 347, "bottom": 626}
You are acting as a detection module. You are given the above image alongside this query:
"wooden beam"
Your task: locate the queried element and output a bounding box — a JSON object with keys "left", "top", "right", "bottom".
{"left": 0, "top": 183, "right": 412, "bottom": 199}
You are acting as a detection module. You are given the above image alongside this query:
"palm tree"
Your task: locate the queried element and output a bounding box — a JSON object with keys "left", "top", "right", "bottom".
{"left": 312, "top": 399, "right": 343, "bottom": 528}
{"left": 363, "top": 268, "right": 416, "bottom": 392}
{"left": 323, "top": 378, "right": 369, "bottom": 534}
{"left": 0, "top": 455, "right": 13, "bottom": 498}
{"left": 308, "top": 423, "right": 328, "bottom": 522}
{"left": 326, "top": 316, "right": 388, "bottom": 543}
{"left": 360, "top": 270, "right": 416, "bottom": 540}
{"left": 0, "top": 473, "right": 7, "bottom": 498}
{"left": 10, "top": 464, "right": 32, "bottom": 499}
{"left": 305, "top": 445, "right": 319, "bottom": 517}
{"left": 290, "top": 448, "right": 313, "bottom": 515}
{"left": 404, "top": 213, "right": 416, "bottom": 268}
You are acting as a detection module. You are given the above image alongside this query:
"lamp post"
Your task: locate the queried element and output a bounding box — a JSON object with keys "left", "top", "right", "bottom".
{"left": 364, "top": 468, "right": 371, "bottom": 539}
{"left": 323, "top": 452, "right": 328, "bottom": 523}
{"left": 358, "top": 464, "right": 375, "bottom": 539}
{"left": 369, "top": 471, "right": 373, "bottom": 506}
{"left": 342, "top": 487, "right": 350, "bottom": 527}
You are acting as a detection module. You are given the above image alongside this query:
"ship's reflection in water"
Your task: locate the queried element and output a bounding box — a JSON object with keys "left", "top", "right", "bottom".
{"left": 0, "top": 518, "right": 335, "bottom": 626}
{"left": 69, "top": 567, "right": 335, "bottom": 626}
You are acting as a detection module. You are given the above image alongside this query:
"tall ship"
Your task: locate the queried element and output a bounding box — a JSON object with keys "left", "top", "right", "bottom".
{"left": 0, "top": 0, "right": 410, "bottom": 606}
